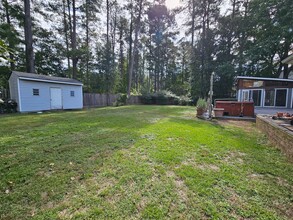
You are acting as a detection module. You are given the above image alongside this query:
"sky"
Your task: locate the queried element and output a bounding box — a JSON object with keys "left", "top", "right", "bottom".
{"left": 165, "top": 0, "right": 182, "bottom": 9}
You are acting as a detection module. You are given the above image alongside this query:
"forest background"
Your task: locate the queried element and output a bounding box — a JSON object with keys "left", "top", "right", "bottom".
{"left": 0, "top": 0, "right": 292, "bottom": 101}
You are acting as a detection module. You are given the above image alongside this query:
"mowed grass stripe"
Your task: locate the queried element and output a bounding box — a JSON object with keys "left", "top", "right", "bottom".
{"left": 0, "top": 106, "right": 292, "bottom": 219}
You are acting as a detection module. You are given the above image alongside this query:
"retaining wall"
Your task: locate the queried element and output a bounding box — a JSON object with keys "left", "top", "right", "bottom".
{"left": 256, "top": 116, "right": 293, "bottom": 161}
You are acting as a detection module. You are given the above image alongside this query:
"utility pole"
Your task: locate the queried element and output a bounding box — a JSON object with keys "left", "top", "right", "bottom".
{"left": 208, "top": 72, "right": 215, "bottom": 119}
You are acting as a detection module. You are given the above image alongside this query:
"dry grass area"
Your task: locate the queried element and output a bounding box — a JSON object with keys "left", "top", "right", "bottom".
{"left": 0, "top": 105, "right": 292, "bottom": 219}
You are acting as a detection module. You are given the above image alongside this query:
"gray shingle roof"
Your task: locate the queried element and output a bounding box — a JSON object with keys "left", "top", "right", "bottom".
{"left": 236, "top": 76, "right": 293, "bottom": 82}
{"left": 12, "top": 71, "right": 83, "bottom": 85}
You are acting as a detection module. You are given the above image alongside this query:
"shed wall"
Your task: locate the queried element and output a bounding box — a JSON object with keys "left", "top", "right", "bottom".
{"left": 19, "top": 80, "right": 83, "bottom": 112}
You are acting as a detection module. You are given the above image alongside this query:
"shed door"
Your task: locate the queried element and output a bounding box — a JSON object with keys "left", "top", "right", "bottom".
{"left": 50, "top": 88, "right": 62, "bottom": 109}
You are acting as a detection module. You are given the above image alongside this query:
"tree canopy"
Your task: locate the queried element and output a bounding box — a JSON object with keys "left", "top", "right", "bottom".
{"left": 0, "top": 0, "right": 292, "bottom": 99}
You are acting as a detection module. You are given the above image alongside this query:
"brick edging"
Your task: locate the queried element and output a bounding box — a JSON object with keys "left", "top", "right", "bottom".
{"left": 256, "top": 116, "right": 293, "bottom": 161}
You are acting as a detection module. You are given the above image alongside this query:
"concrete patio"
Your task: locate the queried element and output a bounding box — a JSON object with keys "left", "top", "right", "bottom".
{"left": 255, "top": 108, "right": 293, "bottom": 115}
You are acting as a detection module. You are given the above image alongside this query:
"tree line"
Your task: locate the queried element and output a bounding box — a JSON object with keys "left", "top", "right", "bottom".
{"left": 0, "top": 0, "right": 292, "bottom": 100}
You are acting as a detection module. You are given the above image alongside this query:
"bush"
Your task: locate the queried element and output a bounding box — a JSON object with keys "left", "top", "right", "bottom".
{"left": 141, "top": 93, "right": 152, "bottom": 104}
{"left": 0, "top": 99, "right": 17, "bottom": 113}
{"left": 113, "top": 93, "right": 127, "bottom": 107}
{"left": 178, "top": 95, "right": 193, "bottom": 106}
{"left": 141, "top": 90, "right": 192, "bottom": 106}
{"left": 196, "top": 98, "right": 207, "bottom": 110}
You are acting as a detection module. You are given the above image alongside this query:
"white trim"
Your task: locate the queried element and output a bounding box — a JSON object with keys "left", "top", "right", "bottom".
{"left": 237, "top": 90, "right": 241, "bottom": 101}
{"left": 290, "top": 89, "right": 293, "bottom": 108}
{"left": 19, "top": 77, "right": 83, "bottom": 86}
{"left": 17, "top": 78, "right": 22, "bottom": 112}
{"left": 242, "top": 90, "right": 250, "bottom": 102}
{"left": 241, "top": 89, "right": 263, "bottom": 107}
{"left": 237, "top": 76, "right": 293, "bottom": 83}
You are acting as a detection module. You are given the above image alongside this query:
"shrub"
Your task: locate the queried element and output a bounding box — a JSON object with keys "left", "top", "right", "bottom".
{"left": 0, "top": 99, "right": 17, "bottom": 113}
{"left": 178, "top": 95, "right": 193, "bottom": 106}
{"left": 141, "top": 90, "right": 193, "bottom": 106}
{"left": 196, "top": 98, "right": 207, "bottom": 110}
{"left": 113, "top": 93, "right": 127, "bottom": 107}
{"left": 141, "top": 93, "right": 152, "bottom": 104}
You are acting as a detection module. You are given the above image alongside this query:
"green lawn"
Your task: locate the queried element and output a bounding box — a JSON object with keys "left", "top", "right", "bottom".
{"left": 0, "top": 105, "right": 292, "bottom": 219}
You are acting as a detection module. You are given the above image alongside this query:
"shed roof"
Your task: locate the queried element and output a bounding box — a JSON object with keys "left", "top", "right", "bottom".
{"left": 11, "top": 71, "right": 83, "bottom": 86}
{"left": 236, "top": 76, "right": 293, "bottom": 83}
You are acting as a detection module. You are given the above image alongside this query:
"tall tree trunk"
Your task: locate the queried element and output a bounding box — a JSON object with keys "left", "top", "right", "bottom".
{"left": 191, "top": 0, "right": 195, "bottom": 47}
{"left": 24, "top": 0, "right": 35, "bottom": 73}
{"left": 128, "top": 0, "right": 134, "bottom": 76}
{"left": 3, "top": 0, "right": 15, "bottom": 70}
{"left": 85, "top": 0, "right": 90, "bottom": 87}
{"left": 238, "top": 0, "right": 249, "bottom": 76}
{"left": 111, "top": 4, "right": 117, "bottom": 54}
{"left": 62, "top": 0, "right": 71, "bottom": 74}
{"left": 72, "top": 0, "right": 78, "bottom": 79}
{"left": 200, "top": 14, "right": 206, "bottom": 98}
{"left": 106, "top": 0, "right": 110, "bottom": 105}
{"left": 127, "top": 0, "right": 143, "bottom": 97}
{"left": 119, "top": 23, "right": 125, "bottom": 78}
{"left": 282, "top": 41, "right": 290, "bottom": 79}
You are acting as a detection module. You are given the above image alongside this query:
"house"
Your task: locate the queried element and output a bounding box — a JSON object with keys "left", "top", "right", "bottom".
{"left": 236, "top": 76, "right": 293, "bottom": 109}
{"left": 9, "top": 71, "right": 83, "bottom": 112}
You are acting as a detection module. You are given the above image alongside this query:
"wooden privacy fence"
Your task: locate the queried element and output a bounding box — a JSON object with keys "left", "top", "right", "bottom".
{"left": 83, "top": 93, "right": 142, "bottom": 108}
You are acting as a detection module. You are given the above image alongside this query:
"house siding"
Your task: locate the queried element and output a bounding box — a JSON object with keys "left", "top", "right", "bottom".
{"left": 19, "top": 80, "right": 83, "bottom": 112}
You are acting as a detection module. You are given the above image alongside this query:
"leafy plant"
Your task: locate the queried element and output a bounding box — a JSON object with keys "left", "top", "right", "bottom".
{"left": 178, "top": 95, "right": 193, "bottom": 106}
{"left": 196, "top": 98, "right": 207, "bottom": 110}
{"left": 0, "top": 99, "right": 17, "bottom": 113}
{"left": 113, "top": 93, "right": 127, "bottom": 107}
{"left": 141, "top": 91, "right": 194, "bottom": 106}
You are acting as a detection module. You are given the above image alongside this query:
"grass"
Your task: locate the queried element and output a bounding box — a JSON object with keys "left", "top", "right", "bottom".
{"left": 0, "top": 105, "right": 292, "bottom": 219}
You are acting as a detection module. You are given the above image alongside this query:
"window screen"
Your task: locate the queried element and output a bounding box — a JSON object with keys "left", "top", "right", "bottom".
{"left": 33, "top": 89, "right": 39, "bottom": 96}
{"left": 275, "top": 89, "right": 287, "bottom": 107}
{"left": 264, "top": 89, "right": 275, "bottom": 106}
{"left": 70, "top": 91, "right": 75, "bottom": 97}
{"left": 252, "top": 90, "right": 262, "bottom": 106}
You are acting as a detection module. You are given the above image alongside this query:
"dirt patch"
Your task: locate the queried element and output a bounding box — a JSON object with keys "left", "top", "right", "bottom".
{"left": 224, "top": 151, "right": 246, "bottom": 164}
{"left": 41, "top": 192, "right": 48, "bottom": 201}
{"left": 96, "top": 181, "right": 115, "bottom": 196}
{"left": 166, "top": 171, "right": 188, "bottom": 203}
{"left": 141, "top": 134, "right": 156, "bottom": 141}
{"left": 137, "top": 196, "right": 147, "bottom": 212}
{"left": 181, "top": 158, "right": 197, "bottom": 167}
{"left": 197, "top": 164, "right": 220, "bottom": 171}
{"left": 167, "top": 137, "right": 179, "bottom": 141}
{"left": 166, "top": 171, "right": 176, "bottom": 178}
{"left": 58, "top": 209, "right": 72, "bottom": 219}
{"left": 147, "top": 118, "right": 161, "bottom": 124}
{"left": 276, "top": 177, "right": 290, "bottom": 188}
{"left": 248, "top": 173, "right": 264, "bottom": 179}
{"left": 217, "top": 120, "right": 257, "bottom": 133}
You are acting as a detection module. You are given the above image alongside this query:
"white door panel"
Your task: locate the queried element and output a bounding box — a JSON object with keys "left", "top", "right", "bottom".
{"left": 50, "top": 88, "right": 62, "bottom": 109}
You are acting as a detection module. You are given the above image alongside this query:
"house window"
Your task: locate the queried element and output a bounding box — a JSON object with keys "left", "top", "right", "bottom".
{"left": 264, "top": 89, "right": 275, "bottom": 106}
{"left": 242, "top": 90, "right": 250, "bottom": 102}
{"left": 275, "top": 89, "right": 287, "bottom": 107}
{"left": 70, "top": 91, "right": 75, "bottom": 97}
{"left": 242, "top": 90, "right": 262, "bottom": 106}
{"left": 251, "top": 90, "right": 262, "bottom": 107}
{"left": 33, "top": 89, "right": 39, "bottom": 96}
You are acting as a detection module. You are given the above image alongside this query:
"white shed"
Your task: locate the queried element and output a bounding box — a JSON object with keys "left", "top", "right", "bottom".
{"left": 9, "top": 71, "right": 83, "bottom": 112}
